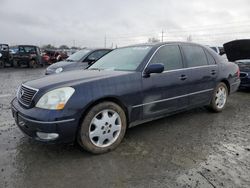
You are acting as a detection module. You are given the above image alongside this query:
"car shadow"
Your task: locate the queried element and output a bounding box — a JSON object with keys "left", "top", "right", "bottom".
{"left": 238, "top": 88, "right": 250, "bottom": 93}
{"left": 9, "top": 106, "right": 233, "bottom": 187}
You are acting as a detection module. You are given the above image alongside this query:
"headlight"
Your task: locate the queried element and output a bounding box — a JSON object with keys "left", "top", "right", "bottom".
{"left": 36, "top": 87, "right": 75, "bottom": 110}
{"left": 55, "top": 67, "right": 63, "bottom": 74}
{"left": 0, "top": 53, "right": 2, "bottom": 58}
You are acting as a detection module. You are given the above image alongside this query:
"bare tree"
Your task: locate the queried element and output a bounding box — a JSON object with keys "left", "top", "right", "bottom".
{"left": 148, "top": 37, "right": 160, "bottom": 43}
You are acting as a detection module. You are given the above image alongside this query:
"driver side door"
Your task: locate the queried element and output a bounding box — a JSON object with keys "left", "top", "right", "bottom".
{"left": 141, "top": 44, "right": 189, "bottom": 120}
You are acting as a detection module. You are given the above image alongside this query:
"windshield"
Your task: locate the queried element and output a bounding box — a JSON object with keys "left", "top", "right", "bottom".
{"left": 0, "top": 45, "right": 8, "bottom": 51}
{"left": 67, "top": 49, "right": 91, "bottom": 62}
{"left": 19, "top": 46, "right": 36, "bottom": 53}
{"left": 88, "top": 46, "right": 152, "bottom": 71}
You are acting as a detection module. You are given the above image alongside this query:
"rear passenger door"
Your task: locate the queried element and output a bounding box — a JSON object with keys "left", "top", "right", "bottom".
{"left": 180, "top": 44, "right": 218, "bottom": 106}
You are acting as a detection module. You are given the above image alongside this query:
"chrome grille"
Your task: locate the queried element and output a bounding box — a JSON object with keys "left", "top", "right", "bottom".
{"left": 18, "top": 84, "right": 38, "bottom": 107}
{"left": 240, "top": 72, "right": 248, "bottom": 78}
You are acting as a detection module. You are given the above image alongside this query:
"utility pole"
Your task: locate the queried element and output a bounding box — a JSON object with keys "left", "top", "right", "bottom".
{"left": 161, "top": 29, "right": 164, "bottom": 42}
{"left": 104, "top": 34, "right": 107, "bottom": 48}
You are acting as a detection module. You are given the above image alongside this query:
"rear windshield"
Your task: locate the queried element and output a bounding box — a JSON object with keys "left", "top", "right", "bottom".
{"left": 67, "top": 49, "right": 91, "bottom": 62}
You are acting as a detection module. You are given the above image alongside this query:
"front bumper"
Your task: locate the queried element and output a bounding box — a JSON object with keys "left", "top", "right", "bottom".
{"left": 11, "top": 98, "right": 79, "bottom": 144}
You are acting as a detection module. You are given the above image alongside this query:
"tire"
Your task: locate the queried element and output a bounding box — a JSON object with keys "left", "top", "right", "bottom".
{"left": 0, "top": 61, "right": 4, "bottom": 69}
{"left": 77, "top": 102, "right": 127, "bottom": 154}
{"left": 13, "top": 60, "right": 19, "bottom": 68}
{"left": 209, "top": 82, "right": 228, "bottom": 112}
{"left": 29, "top": 60, "right": 37, "bottom": 68}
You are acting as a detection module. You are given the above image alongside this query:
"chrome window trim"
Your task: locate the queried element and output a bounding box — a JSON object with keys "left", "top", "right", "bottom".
{"left": 161, "top": 64, "right": 218, "bottom": 74}
{"left": 132, "top": 88, "right": 214, "bottom": 108}
{"left": 142, "top": 43, "right": 217, "bottom": 75}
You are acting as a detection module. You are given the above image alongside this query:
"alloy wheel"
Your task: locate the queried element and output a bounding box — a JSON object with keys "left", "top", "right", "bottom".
{"left": 88, "top": 109, "right": 122, "bottom": 148}
{"left": 215, "top": 86, "right": 227, "bottom": 109}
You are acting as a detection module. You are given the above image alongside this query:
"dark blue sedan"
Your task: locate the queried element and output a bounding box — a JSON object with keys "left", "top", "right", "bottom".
{"left": 11, "top": 42, "right": 240, "bottom": 154}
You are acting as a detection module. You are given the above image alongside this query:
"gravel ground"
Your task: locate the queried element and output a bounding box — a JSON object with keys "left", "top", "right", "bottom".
{"left": 0, "top": 68, "right": 250, "bottom": 188}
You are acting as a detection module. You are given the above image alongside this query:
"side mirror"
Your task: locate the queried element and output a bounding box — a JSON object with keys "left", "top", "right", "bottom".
{"left": 144, "top": 63, "right": 164, "bottom": 77}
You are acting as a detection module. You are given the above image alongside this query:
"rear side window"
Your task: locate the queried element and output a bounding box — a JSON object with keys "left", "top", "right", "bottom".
{"left": 182, "top": 45, "right": 208, "bottom": 67}
{"left": 205, "top": 51, "right": 216, "bottom": 65}
{"left": 87, "top": 50, "right": 110, "bottom": 60}
{"left": 150, "top": 45, "right": 183, "bottom": 71}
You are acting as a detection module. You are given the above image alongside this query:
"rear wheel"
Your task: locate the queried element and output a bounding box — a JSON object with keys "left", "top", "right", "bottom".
{"left": 29, "top": 60, "right": 38, "bottom": 68}
{"left": 77, "top": 102, "right": 127, "bottom": 154}
{"left": 13, "top": 60, "right": 19, "bottom": 68}
{"left": 209, "top": 82, "right": 228, "bottom": 112}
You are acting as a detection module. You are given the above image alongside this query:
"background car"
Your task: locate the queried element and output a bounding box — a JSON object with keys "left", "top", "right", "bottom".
{"left": 209, "top": 46, "right": 225, "bottom": 55}
{"left": 45, "top": 48, "right": 112, "bottom": 75}
{"left": 42, "top": 50, "right": 68, "bottom": 65}
{"left": 0, "top": 44, "right": 13, "bottom": 68}
{"left": 12, "top": 45, "right": 43, "bottom": 68}
{"left": 12, "top": 42, "right": 240, "bottom": 154}
{"left": 224, "top": 39, "right": 250, "bottom": 88}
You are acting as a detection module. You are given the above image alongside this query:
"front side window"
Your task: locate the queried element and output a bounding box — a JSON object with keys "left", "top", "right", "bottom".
{"left": 89, "top": 46, "right": 152, "bottom": 71}
{"left": 182, "top": 45, "right": 208, "bottom": 67}
{"left": 150, "top": 45, "right": 183, "bottom": 71}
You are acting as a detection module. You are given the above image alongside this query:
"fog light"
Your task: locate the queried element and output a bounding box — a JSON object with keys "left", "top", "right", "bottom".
{"left": 36, "top": 132, "right": 59, "bottom": 140}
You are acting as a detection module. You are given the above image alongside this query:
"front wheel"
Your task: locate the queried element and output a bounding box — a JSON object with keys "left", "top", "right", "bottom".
{"left": 77, "top": 102, "right": 127, "bottom": 154}
{"left": 209, "top": 82, "right": 228, "bottom": 112}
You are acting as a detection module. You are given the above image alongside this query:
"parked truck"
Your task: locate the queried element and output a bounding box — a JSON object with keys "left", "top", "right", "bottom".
{"left": 0, "top": 44, "right": 13, "bottom": 68}
{"left": 12, "top": 45, "right": 43, "bottom": 68}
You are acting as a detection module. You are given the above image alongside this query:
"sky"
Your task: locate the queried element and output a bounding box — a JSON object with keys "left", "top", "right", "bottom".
{"left": 1, "top": 0, "right": 250, "bottom": 48}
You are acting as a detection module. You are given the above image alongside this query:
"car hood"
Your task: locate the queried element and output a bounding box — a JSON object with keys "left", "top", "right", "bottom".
{"left": 25, "top": 70, "right": 133, "bottom": 90}
{"left": 223, "top": 40, "right": 250, "bottom": 62}
{"left": 47, "top": 60, "right": 79, "bottom": 69}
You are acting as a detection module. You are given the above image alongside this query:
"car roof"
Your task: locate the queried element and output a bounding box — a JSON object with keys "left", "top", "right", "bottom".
{"left": 123, "top": 41, "right": 206, "bottom": 49}
{"left": 84, "top": 48, "right": 112, "bottom": 51}
{"left": 18, "top": 45, "right": 38, "bottom": 47}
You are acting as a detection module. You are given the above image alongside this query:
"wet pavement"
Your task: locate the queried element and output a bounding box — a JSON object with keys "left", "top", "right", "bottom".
{"left": 0, "top": 68, "right": 250, "bottom": 188}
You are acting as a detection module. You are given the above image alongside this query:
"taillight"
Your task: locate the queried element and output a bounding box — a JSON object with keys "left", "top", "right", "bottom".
{"left": 237, "top": 68, "right": 240, "bottom": 78}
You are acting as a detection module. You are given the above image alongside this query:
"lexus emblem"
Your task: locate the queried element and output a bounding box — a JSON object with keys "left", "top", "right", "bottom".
{"left": 20, "top": 90, "right": 25, "bottom": 97}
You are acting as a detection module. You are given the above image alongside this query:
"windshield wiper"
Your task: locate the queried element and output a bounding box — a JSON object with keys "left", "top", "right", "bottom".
{"left": 66, "top": 59, "right": 74, "bottom": 62}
